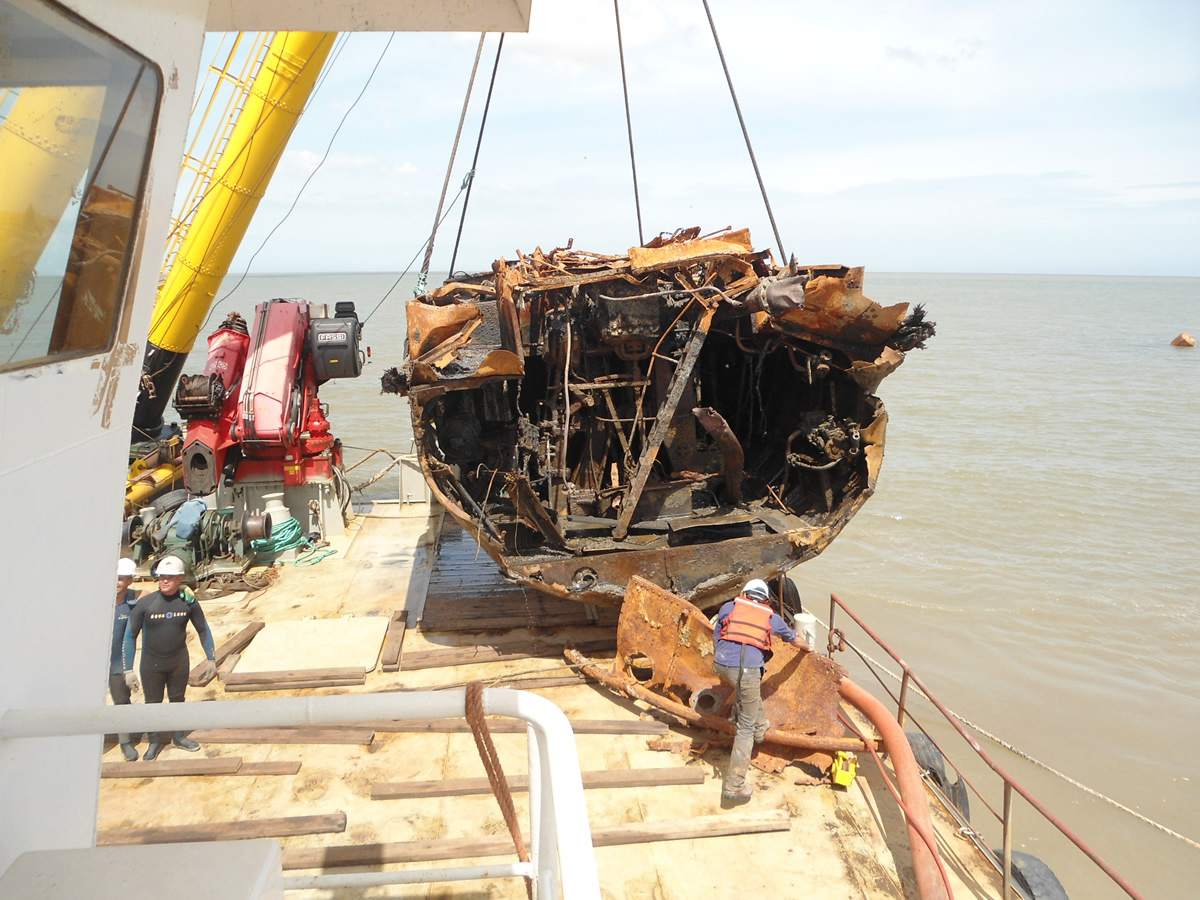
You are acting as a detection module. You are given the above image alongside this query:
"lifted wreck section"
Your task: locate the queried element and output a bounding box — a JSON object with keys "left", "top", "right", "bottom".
{"left": 385, "top": 228, "right": 933, "bottom": 609}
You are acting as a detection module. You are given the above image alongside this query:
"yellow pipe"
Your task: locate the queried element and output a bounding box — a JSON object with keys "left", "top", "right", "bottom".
{"left": 0, "top": 86, "right": 104, "bottom": 332}
{"left": 125, "top": 462, "right": 182, "bottom": 515}
{"left": 149, "top": 32, "right": 335, "bottom": 354}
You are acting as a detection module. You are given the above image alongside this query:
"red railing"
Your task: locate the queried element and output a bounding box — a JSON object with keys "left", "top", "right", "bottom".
{"left": 826, "top": 592, "right": 1145, "bottom": 900}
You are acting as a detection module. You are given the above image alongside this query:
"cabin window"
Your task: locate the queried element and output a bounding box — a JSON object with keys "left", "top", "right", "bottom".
{"left": 0, "top": 0, "right": 160, "bottom": 371}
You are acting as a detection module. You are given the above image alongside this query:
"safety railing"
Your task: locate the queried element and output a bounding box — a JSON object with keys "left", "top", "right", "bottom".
{"left": 826, "top": 592, "right": 1144, "bottom": 900}
{"left": 0, "top": 688, "right": 601, "bottom": 899}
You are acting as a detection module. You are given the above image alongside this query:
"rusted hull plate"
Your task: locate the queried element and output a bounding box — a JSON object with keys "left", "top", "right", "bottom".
{"left": 567, "top": 576, "right": 857, "bottom": 755}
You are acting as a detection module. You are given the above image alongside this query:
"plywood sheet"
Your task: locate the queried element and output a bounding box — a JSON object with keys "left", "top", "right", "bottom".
{"left": 234, "top": 617, "right": 390, "bottom": 673}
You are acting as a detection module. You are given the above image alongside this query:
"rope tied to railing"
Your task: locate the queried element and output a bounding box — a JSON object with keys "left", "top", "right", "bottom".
{"left": 464, "top": 681, "right": 533, "bottom": 899}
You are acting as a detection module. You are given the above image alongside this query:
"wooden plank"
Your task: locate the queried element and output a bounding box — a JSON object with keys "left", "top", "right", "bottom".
{"left": 190, "top": 622, "right": 265, "bottom": 686}
{"left": 100, "top": 813, "right": 347, "bottom": 847}
{"left": 101, "top": 758, "right": 243, "bottom": 778}
{"left": 358, "top": 718, "right": 667, "bottom": 735}
{"left": 372, "top": 766, "right": 704, "bottom": 799}
{"left": 223, "top": 667, "right": 366, "bottom": 686}
{"left": 399, "top": 639, "right": 615, "bottom": 671}
{"left": 188, "top": 727, "right": 375, "bottom": 745}
{"left": 220, "top": 681, "right": 360, "bottom": 696}
{"left": 281, "top": 811, "right": 789, "bottom": 869}
{"left": 380, "top": 609, "right": 409, "bottom": 672}
{"left": 216, "top": 652, "right": 241, "bottom": 682}
{"left": 236, "top": 760, "right": 303, "bottom": 776}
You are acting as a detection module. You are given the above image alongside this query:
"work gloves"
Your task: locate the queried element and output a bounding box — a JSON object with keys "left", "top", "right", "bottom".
{"left": 123, "top": 671, "right": 140, "bottom": 693}
{"left": 201, "top": 659, "right": 218, "bottom": 682}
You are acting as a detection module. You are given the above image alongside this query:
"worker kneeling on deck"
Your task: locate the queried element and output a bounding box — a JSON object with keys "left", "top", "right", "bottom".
{"left": 713, "top": 579, "right": 810, "bottom": 802}
{"left": 122, "top": 555, "right": 217, "bottom": 761}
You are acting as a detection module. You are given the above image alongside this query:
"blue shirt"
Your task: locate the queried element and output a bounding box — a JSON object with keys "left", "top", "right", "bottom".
{"left": 713, "top": 599, "right": 797, "bottom": 669}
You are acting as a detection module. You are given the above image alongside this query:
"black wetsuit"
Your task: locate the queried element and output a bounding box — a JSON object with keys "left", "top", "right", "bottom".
{"left": 124, "top": 589, "right": 215, "bottom": 707}
{"left": 109, "top": 589, "right": 138, "bottom": 705}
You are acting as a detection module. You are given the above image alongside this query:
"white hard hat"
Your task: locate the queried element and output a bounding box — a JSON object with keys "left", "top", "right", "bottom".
{"left": 155, "top": 555, "right": 187, "bottom": 577}
{"left": 743, "top": 578, "right": 770, "bottom": 602}
{"left": 116, "top": 558, "right": 137, "bottom": 577}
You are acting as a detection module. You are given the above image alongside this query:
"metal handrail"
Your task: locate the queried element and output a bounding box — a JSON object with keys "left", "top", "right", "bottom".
{"left": 827, "top": 592, "right": 1145, "bottom": 900}
{"left": 0, "top": 688, "right": 601, "bottom": 899}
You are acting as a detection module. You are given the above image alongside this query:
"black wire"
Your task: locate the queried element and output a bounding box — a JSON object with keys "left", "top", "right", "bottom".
{"left": 448, "top": 33, "right": 506, "bottom": 277}
{"left": 215, "top": 32, "right": 396, "bottom": 309}
{"left": 700, "top": 0, "right": 786, "bottom": 262}
{"left": 613, "top": 0, "right": 644, "bottom": 246}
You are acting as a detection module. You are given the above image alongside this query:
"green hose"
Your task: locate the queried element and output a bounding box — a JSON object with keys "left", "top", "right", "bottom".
{"left": 249, "top": 516, "right": 338, "bottom": 567}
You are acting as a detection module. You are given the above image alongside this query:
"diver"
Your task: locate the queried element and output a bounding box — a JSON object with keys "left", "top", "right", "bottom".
{"left": 122, "top": 555, "right": 217, "bottom": 761}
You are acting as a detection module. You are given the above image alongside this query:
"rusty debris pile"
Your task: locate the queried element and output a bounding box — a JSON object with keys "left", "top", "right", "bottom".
{"left": 384, "top": 227, "right": 934, "bottom": 609}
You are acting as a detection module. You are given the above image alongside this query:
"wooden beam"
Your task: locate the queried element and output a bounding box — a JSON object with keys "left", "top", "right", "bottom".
{"left": 380, "top": 609, "right": 409, "bottom": 673}
{"left": 222, "top": 678, "right": 364, "bottom": 693}
{"left": 281, "top": 811, "right": 789, "bottom": 869}
{"left": 190, "top": 622, "right": 264, "bottom": 686}
{"left": 236, "top": 760, "right": 303, "bottom": 776}
{"left": 356, "top": 718, "right": 667, "bottom": 735}
{"left": 188, "top": 727, "right": 375, "bottom": 745}
{"left": 216, "top": 652, "right": 241, "bottom": 682}
{"left": 100, "top": 813, "right": 346, "bottom": 847}
{"left": 222, "top": 667, "right": 366, "bottom": 686}
{"left": 102, "top": 758, "right": 243, "bottom": 778}
{"left": 372, "top": 766, "right": 704, "bottom": 799}
{"left": 613, "top": 305, "right": 716, "bottom": 539}
{"left": 399, "top": 639, "right": 615, "bottom": 671}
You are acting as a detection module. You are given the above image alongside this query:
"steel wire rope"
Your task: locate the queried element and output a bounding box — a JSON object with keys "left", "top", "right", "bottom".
{"left": 613, "top": 0, "right": 644, "bottom": 246}
{"left": 700, "top": 0, "right": 786, "bottom": 262}
{"left": 418, "top": 34, "right": 487, "bottom": 297}
{"left": 448, "top": 33, "right": 506, "bottom": 277}
{"left": 814, "top": 608, "right": 1200, "bottom": 851}
{"left": 213, "top": 32, "right": 395, "bottom": 310}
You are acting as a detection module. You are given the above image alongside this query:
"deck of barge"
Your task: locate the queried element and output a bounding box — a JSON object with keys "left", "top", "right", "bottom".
{"left": 98, "top": 501, "right": 1005, "bottom": 899}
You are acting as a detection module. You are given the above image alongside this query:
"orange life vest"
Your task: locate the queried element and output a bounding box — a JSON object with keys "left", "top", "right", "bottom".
{"left": 719, "top": 596, "right": 774, "bottom": 651}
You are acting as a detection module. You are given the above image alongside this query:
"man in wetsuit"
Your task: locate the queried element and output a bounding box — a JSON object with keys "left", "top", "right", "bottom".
{"left": 122, "top": 555, "right": 217, "bottom": 761}
{"left": 110, "top": 558, "right": 142, "bottom": 761}
{"left": 713, "top": 578, "right": 810, "bottom": 802}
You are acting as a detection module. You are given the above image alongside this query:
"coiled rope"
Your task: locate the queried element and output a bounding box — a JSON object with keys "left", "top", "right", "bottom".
{"left": 819, "top": 614, "right": 1200, "bottom": 852}
{"left": 464, "top": 681, "right": 533, "bottom": 898}
{"left": 249, "top": 517, "right": 337, "bottom": 567}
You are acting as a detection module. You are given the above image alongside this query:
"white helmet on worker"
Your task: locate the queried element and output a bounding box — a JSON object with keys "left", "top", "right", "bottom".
{"left": 156, "top": 555, "right": 187, "bottom": 577}
{"left": 116, "top": 557, "right": 137, "bottom": 577}
{"left": 742, "top": 579, "right": 770, "bottom": 602}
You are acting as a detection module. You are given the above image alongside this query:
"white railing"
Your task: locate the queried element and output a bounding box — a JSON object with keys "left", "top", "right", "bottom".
{"left": 0, "top": 689, "right": 601, "bottom": 899}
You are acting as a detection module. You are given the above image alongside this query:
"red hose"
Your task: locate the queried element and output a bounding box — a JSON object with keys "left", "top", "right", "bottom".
{"left": 840, "top": 678, "right": 952, "bottom": 900}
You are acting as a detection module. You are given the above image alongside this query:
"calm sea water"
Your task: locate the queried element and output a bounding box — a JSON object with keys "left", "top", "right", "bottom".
{"left": 199, "top": 271, "right": 1200, "bottom": 897}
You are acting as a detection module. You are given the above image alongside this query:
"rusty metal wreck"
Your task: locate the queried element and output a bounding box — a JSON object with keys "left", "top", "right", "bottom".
{"left": 384, "top": 227, "right": 934, "bottom": 609}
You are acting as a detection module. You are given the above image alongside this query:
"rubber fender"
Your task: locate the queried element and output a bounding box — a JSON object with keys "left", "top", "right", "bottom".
{"left": 907, "top": 731, "right": 970, "bottom": 821}
{"left": 151, "top": 488, "right": 190, "bottom": 516}
{"left": 991, "top": 850, "right": 1070, "bottom": 900}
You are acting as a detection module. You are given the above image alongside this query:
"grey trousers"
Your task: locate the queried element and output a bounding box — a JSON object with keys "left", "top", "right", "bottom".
{"left": 714, "top": 661, "right": 768, "bottom": 790}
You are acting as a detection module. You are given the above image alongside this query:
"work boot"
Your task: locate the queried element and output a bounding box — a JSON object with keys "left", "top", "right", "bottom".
{"left": 118, "top": 734, "right": 138, "bottom": 762}
{"left": 142, "top": 742, "right": 162, "bottom": 762}
{"left": 722, "top": 783, "right": 754, "bottom": 802}
{"left": 172, "top": 734, "right": 200, "bottom": 752}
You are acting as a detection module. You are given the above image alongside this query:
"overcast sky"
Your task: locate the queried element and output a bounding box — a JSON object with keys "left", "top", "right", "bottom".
{"left": 215, "top": 0, "right": 1199, "bottom": 277}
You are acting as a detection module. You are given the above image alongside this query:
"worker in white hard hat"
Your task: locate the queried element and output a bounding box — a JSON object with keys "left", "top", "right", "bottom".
{"left": 110, "top": 558, "right": 142, "bottom": 761}
{"left": 122, "top": 555, "right": 217, "bottom": 761}
{"left": 712, "top": 578, "right": 811, "bottom": 802}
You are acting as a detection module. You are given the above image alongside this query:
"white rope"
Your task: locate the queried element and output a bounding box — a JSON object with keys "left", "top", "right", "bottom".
{"left": 820, "top": 615, "right": 1200, "bottom": 852}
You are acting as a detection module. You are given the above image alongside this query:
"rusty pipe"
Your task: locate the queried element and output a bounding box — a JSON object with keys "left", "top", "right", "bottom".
{"left": 692, "top": 406, "right": 744, "bottom": 504}
{"left": 565, "top": 648, "right": 875, "bottom": 754}
{"left": 839, "top": 678, "right": 950, "bottom": 900}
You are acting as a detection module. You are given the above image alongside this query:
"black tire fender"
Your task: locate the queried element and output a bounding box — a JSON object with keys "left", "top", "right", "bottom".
{"left": 990, "top": 850, "right": 1070, "bottom": 900}
{"left": 150, "top": 488, "right": 190, "bottom": 516}
{"left": 906, "top": 731, "right": 971, "bottom": 821}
